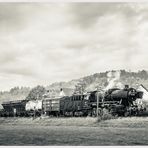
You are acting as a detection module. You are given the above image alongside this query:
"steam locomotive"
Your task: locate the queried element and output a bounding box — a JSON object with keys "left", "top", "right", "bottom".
{"left": 99, "top": 85, "right": 144, "bottom": 116}
{"left": 0, "top": 85, "right": 144, "bottom": 117}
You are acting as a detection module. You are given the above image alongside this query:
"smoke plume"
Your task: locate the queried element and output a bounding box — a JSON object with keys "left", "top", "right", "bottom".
{"left": 105, "top": 70, "right": 123, "bottom": 90}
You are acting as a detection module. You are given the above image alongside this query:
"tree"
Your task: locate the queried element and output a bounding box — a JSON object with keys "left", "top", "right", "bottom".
{"left": 139, "top": 70, "right": 148, "bottom": 79}
{"left": 10, "top": 86, "right": 20, "bottom": 95}
{"left": 26, "top": 85, "right": 46, "bottom": 100}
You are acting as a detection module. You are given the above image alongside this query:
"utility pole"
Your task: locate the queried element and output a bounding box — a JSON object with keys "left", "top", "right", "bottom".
{"left": 33, "top": 106, "right": 36, "bottom": 120}
{"left": 13, "top": 108, "right": 16, "bottom": 117}
{"left": 96, "top": 86, "right": 103, "bottom": 118}
{"left": 96, "top": 92, "right": 99, "bottom": 118}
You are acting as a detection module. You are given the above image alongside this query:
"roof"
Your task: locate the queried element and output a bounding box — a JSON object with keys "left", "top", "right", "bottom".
{"left": 140, "top": 84, "right": 148, "bottom": 92}
{"left": 138, "top": 84, "right": 148, "bottom": 102}
{"left": 2, "top": 99, "right": 28, "bottom": 105}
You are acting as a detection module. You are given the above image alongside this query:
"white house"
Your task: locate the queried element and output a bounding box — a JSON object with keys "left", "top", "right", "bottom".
{"left": 138, "top": 84, "right": 148, "bottom": 103}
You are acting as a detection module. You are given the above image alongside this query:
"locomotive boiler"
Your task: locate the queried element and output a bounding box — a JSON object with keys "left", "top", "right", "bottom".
{"left": 104, "top": 85, "right": 143, "bottom": 107}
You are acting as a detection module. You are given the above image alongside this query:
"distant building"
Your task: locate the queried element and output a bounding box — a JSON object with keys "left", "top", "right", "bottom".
{"left": 138, "top": 84, "right": 148, "bottom": 103}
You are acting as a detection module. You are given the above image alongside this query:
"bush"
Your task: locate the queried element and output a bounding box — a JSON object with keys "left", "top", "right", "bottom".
{"left": 96, "top": 108, "right": 117, "bottom": 122}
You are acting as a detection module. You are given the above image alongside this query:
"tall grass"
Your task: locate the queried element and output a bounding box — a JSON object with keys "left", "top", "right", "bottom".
{"left": 0, "top": 116, "right": 98, "bottom": 126}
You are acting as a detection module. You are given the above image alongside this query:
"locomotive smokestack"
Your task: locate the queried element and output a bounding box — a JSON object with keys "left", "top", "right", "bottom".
{"left": 124, "top": 85, "right": 129, "bottom": 90}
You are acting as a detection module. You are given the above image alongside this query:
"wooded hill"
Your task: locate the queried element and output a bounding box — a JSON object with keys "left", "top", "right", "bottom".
{"left": 0, "top": 70, "right": 148, "bottom": 107}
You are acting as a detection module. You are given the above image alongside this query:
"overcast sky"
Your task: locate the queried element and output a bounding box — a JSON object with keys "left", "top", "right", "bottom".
{"left": 0, "top": 3, "right": 148, "bottom": 91}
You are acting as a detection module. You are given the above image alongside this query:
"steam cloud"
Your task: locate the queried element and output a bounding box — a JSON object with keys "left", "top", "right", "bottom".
{"left": 105, "top": 71, "right": 124, "bottom": 90}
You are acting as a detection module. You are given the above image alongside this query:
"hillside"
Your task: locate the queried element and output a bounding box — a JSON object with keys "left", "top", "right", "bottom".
{"left": 0, "top": 70, "right": 148, "bottom": 108}
{"left": 47, "top": 70, "right": 148, "bottom": 92}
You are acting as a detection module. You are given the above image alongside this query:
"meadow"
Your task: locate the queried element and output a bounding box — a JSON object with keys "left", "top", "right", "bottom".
{"left": 0, "top": 116, "right": 148, "bottom": 145}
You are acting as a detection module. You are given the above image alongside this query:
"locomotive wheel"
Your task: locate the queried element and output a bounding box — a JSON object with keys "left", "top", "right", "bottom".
{"left": 90, "top": 108, "right": 103, "bottom": 117}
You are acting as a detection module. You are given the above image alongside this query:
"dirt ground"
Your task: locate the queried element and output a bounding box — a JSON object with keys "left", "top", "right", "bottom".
{"left": 0, "top": 117, "right": 148, "bottom": 145}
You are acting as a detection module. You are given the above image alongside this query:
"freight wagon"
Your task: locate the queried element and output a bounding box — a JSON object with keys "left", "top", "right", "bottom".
{"left": 1, "top": 100, "right": 29, "bottom": 117}
{"left": 42, "top": 95, "right": 91, "bottom": 117}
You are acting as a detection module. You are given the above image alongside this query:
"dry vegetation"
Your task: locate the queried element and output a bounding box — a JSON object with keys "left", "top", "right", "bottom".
{"left": 0, "top": 116, "right": 97, "bottom": 126}
{"left": 0, "top": 116, "right": 148, "bottom": 127}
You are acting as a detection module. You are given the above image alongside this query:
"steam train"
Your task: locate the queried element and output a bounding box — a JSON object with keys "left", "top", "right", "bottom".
{"left": 0, "top": 85, "right": 144, "bottom": 117}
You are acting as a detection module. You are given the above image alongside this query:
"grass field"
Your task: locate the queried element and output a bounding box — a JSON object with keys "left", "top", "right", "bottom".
{"left": 0, "top": 117, "right": 148, "bottom": 145}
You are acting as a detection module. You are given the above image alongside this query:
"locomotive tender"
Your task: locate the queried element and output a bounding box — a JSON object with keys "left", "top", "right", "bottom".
{"left": 0, "top": 85, "right": 144, "bottom": 117}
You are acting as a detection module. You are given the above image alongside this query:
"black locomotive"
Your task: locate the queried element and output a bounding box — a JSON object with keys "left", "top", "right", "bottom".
{"left": 99, "top": 85, "right": 143, "bottom": 116}
{"left": 104, "top": 85, "right": 143, "bottom": 105}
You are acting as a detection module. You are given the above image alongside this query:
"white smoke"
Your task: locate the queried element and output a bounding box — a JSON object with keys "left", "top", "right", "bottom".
{"left": 105, "top": 70, "right": 123, "bottom": 90}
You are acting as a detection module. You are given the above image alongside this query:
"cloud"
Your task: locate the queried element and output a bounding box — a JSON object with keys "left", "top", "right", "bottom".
{"left": 0, "top": 3, "right": 148, "bottom": 91}
{"left": 68, "top": 3, "right": 140, "bottom": 29}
